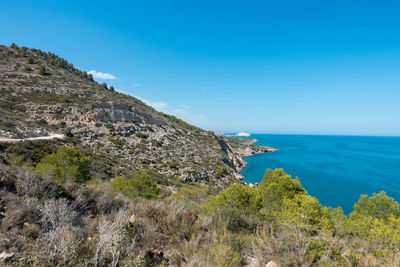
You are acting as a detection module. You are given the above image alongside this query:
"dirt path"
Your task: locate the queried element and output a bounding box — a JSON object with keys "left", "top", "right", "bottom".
{"left": 0, "top": 134, "right": 64, "bottom": 142}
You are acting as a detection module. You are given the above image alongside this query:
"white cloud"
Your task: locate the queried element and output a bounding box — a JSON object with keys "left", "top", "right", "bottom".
{"left": 202, "top": 87, "right": 212, "bottom": 92}
{"left": 134, "top": 96, "right": 216, "bottom": 127}
{"left": 133, "top": 83, "right": 141, "bottom": 88}
{"left": 88, "top": 70, "right": 116, "bottom": 80}
{"left": 143, "top": 99, "right": 168, "bottom": 110}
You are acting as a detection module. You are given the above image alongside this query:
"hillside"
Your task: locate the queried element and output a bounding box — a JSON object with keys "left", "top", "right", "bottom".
{"left": 0, "top": 43, "right": 272, "bottom": 188}
{"left": 1, "top": 44, "right": 400, "bottom": 267}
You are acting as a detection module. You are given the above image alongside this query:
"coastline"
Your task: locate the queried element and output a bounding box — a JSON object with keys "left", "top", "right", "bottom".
{"left": 223, "top": 136, "right": 277, "bottom": 173}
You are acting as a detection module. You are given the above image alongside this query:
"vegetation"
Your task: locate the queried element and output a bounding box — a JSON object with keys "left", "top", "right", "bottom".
{"left": 1, "top": 43, "right": 399, "bottom": 266}
{"left": 38, "top": 65, "right": 47, "bottom": 75}
{"left": 36, "top": 146, "right": 91, "bottom": 184}
{"left": 110, "top": 171, "right": 162, "bottom": 200}
{"left": 1, "top": 144, "right": 399, "bottom": 266}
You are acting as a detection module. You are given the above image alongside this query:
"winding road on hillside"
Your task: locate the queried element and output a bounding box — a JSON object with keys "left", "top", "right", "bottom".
{"left": 0, "top": 134, "right": 64, "bottom": 142}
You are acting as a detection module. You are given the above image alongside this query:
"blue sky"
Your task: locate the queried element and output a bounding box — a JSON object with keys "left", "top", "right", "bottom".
{"left": 1, "top": 0, "right": 400, "bottom": 135}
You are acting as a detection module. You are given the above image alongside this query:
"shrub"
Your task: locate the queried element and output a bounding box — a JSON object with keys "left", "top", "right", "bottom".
{"left": 36, "top": 146, "right": 91, "bottom": 184}
{"left": 222, "top": 208, "right": 249, "bottom": 232}
{"left": 38, "top": 65, "right": 47, "bottom": 75}
{"left": 352, "top": 191, "right": 399, "bottom": 220}
{"left": 2, "top": 120, "right": 16, "bottom": 128}
{"left": 167, "top": 161, "right": 178, "bottom": 169}
{"left": 208, "top": 244, "right": 242, "bottom": 267}
{"left": 215, "top": 166, "right": 228, "bottom": 179}
{"left": 108, "top": 137, "right": 126, "bottom": 149}
{"left": 38, "top": 119, "right": 48, "bottom": 126}
{"left": 110, "top": 171, "right": 162, "bottom": 200}
{"left": 64, "top": 127, "right": 74, "bottom": 138}
{"left": 23, "top": 65, "right": 33, "bottom": 72}
{"left": 172, "top": 186, "right": 211, "bottom": 204}
{"left": 40, "top": 198, "right": 78, "bottom": 231}
{"left": 27, "top": 57, "right": 35, "bottom": 64}
{"left": 15, "top": 171, "right": 58, "bottom": 199}
{"left": 105, "top": 123, "right": 115, "bottom": 130}
{"left": 93, "top": 211, "right": 132, "bottom": 267}
{"left": 257, "top": 168, "right": 306, "bottom": 217}
{"left": 204, "top": 183, "right": 260, "bottom": 215}
{"left": 136, "top": 132, "right": 148, "bottom": 139}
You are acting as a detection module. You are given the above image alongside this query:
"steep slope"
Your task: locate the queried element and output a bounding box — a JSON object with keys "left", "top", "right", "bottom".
{"left": 0, "top": 44, "right": 265, "bottom": 188}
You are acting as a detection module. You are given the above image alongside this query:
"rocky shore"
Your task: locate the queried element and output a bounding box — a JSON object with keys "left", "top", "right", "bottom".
{"left": 223, "top": 136, "right": 278, "bottom": 172}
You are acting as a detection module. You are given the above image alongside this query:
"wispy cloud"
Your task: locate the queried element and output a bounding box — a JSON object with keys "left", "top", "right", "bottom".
{"left": 134, "top": 96, "right": 216, "bottom": 127}
{"left": 133, "top": 83, "right": 141, "bottom": 88}
{"left": 202, "top": 87, "right": 212, "bottom": 92}
{"left": 88, "top": 70, "right": 116, "bottom": 80}
{"left": 145, "top": 100, "right": 168, "bottom": 110}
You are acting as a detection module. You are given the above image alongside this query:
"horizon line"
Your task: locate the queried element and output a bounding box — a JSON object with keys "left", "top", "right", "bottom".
{"left": 220, "top": 132, "right": 400, "bottom": 138}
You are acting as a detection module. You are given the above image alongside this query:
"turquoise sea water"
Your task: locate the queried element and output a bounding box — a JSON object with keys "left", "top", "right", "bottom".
{"left": 239, "top": 134, "right": 400, "bottom": 214}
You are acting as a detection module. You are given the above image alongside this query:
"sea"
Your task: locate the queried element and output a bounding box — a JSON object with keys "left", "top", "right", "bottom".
{"left": 238, "top": 134, "right": 400, "bottom": 214}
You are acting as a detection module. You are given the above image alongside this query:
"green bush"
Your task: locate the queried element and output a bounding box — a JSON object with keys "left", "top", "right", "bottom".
{"left": 222, "top": 208, "right": 249, "bottom": 232}
{"left": 352, "top": 191, "right": 399, "bottom": 220}
{"left": 110, "top": 171, "right": 162, "bottom": 200}
{"left": 36, "top": 146, "right": 91, "bottom": 184}
{"left": 136, "top": 132, "right": 148, "bottom": 139}
{"left": 64, "top": 127, "right": 74, "bottom": 138}
{"left": 38, "top": 65, "right": 47, "bottom": 75}
{"left": 27, "top": 57, "right": 35, "bottom": 64}
{"left": 208, "top": 244, "right": 242, "bottom": 267}
{"left": 23, "top": 65, "right": 33, "bottom": 72}
{"left": 167, "top": 161, "right": 178, "bottom": 169}
{"left": 108, "top": 137, "right": 126, "bottom": 148}
{"left": 204, "top": 183, "right": 260, "bottom": 215}
{"left": 215, "top": 166, "right": 228, "bottom": 178}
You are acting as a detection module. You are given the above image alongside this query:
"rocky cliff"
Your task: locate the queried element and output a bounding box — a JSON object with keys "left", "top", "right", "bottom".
{"left": 0, "top": 44, "right": 274, "bottom": 189}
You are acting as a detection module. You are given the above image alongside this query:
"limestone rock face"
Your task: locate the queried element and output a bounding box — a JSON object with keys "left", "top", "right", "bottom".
{"left": 0, "top": 44, "right": 275, "bottom": 189}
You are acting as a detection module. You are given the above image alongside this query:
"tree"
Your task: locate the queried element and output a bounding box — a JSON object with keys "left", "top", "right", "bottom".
{"left": 352, "top": 191, "right": 400, "bottom": 220}
{"left": 257, "top": 169, "right": 306, "bottom": 217}
{"left": 64, "top": 127, "right": 74, "bottom": 138}
{"left": 38, "top": 65, "right": 47, "bottom": 75}
{"left": 10, "top": 42, "right": 18, "bottom": 49}
{"left": 36, "top": 146, "right": 91, "bottom": 184}
{"left": 101, "top": 83, "right": 108, "bottom": 89}
{"left": 88, "top": 73, "right": 94, "bottom": 81}
{"left": 204, "top": 183, "right": 260, "bottom": 215}
{"left": 27, "top": 57, "right": 35, "bottom": 64}
{"left": 109, "top": 86, "right": 115, "bottom": 91}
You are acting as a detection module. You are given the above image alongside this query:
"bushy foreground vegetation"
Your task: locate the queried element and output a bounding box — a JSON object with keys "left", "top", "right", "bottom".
{"left": 1, "top": 145, "right": 400, "bottom": 266}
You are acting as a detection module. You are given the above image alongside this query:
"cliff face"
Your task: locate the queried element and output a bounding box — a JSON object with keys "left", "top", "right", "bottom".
{"left": 216, "top": 138, "right": 246, "bottom": 171}
{"left": 0, "top": 44, "right": 273, "bottom": 188}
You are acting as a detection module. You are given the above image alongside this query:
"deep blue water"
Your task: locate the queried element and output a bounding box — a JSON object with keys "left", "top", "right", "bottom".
{"left": 239, "top": 134, "right": 400, "bottom": 214}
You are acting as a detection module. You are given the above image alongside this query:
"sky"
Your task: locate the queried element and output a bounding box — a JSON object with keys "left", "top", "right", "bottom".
{"left": 1, "top": 0, "right": 400, "bottom": 136}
